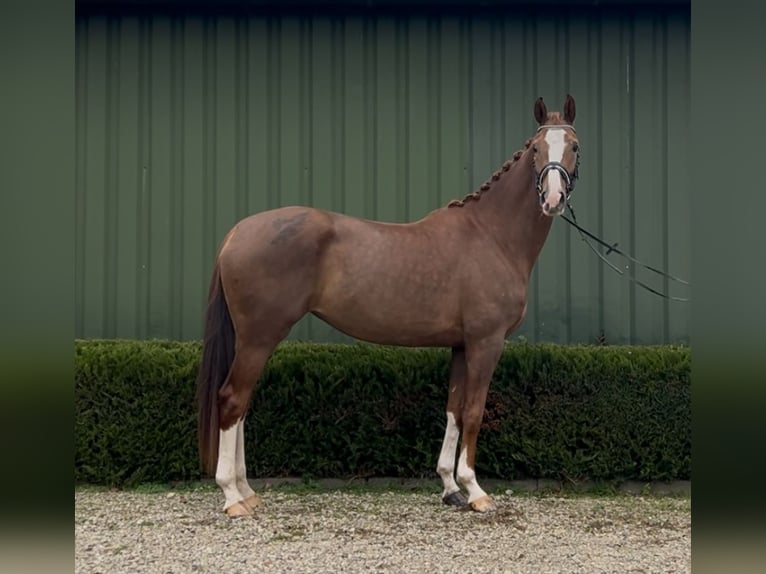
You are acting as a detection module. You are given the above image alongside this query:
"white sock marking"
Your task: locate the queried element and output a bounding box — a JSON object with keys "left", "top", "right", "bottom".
{"left": 544, "top": 129, "right": 566, "bottom": 208}
{"left": 436, "top": 412, "right": 461, "bottom": 498}
{"left": 457, "top": 446, "right": 489, "bottom": 503}
{"left": 215, "top": 423, "right": 244, "bottom": 511}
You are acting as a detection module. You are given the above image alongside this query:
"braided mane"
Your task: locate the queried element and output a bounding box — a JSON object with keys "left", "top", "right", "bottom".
{"left": 447, "top": 138, "right": 533, "bottom": 208}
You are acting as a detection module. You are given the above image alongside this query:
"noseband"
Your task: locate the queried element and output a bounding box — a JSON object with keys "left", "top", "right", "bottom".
{"left": 534, "top": 124, "right": 580, "bottom": 200}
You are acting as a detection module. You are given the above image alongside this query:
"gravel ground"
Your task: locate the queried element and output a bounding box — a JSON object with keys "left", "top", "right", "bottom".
{"left": 75, "top": 486, "right": 690, "bottom": 574}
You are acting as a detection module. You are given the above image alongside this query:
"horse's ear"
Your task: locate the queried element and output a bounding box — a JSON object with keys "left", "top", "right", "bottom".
{"left": 534, "top": 97, "right": 548, "bottom": 125}
{"left": 563, "top": 94, "right": 576, "bottom": 124}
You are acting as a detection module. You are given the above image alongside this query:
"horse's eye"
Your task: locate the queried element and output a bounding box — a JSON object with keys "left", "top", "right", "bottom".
{"left": 572, "top": 143, "right": 579, "bottom": 153}
{"left": 532, "top": 145, "right": 538, "bottom": 153}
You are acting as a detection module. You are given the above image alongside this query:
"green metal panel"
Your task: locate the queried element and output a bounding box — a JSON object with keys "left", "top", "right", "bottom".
{"left": 75, "top": 5, "right": 690, "bottom": 344}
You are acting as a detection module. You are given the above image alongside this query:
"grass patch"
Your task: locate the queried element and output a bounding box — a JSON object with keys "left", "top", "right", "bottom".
{"left": 75, "top": 477, "right": 690, "bottom": 502}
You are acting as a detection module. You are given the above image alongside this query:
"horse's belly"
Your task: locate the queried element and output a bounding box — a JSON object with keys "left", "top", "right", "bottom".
{"left": 311, "top": 300, "right": 462, "bottom": 347}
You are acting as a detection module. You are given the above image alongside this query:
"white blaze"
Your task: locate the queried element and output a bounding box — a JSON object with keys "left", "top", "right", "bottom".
{"left": 544, "top": 129, "right": 566, "bottom": 207}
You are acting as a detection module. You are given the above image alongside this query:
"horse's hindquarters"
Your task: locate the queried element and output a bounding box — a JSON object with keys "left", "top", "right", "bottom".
{"left": 217, "top": 207, "right": 336, "bottom": 342}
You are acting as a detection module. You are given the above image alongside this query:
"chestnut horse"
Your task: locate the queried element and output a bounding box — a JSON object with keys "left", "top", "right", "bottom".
{"left": 198, "top": 95, "right": 581, "bottom": 516}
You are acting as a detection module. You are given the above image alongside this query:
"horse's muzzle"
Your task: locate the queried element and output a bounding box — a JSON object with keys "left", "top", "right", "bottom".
{"left": 540, "top": 190, "right": 566, "bottom": 216}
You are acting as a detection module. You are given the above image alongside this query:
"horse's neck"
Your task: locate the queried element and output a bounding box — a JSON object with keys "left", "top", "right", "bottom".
{"left": 471, "top": 156, "right": 554, "bottom": 275}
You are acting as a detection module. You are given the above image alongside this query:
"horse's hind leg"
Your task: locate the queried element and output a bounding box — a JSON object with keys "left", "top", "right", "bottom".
{"left": 216, "top": 422, "right": 251, "bottom": 516}
{"left": 236, "top": 416, "right": 261, "bottom": 511}
{"left": 216, "top": 342, "right": 275, "bottom": 516}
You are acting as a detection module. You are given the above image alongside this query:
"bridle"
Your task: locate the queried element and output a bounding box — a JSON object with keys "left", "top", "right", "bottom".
{"left": 534, "top": 124, "right": 580, "bottom": 202}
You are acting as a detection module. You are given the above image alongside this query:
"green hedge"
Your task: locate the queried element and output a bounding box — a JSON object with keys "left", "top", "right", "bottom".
{"left": 75, "top": 340, "right": 690, "bottom": 486}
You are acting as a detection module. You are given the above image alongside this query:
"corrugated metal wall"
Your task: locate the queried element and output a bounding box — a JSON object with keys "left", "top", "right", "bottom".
{"left": 75, "top": 5, "right": 690, "bottom": 345}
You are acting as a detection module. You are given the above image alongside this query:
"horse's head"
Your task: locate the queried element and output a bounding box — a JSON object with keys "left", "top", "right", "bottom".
{"left": 531, "top": 95, "right": 580, "bottom": 217}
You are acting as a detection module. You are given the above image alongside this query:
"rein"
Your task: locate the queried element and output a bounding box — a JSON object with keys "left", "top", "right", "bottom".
{"left": 534, "top": 122, "right": 689, "bottom": 302}
{"left": 561, "top": 201, "right": 690, "bottom": 302}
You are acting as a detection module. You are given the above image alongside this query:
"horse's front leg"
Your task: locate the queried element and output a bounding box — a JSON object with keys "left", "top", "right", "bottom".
{"left": 436, "top": 347, "right": 468, "bottom": 507}
{"left": 456, "top": 335, "right": 505, "bottom": 512}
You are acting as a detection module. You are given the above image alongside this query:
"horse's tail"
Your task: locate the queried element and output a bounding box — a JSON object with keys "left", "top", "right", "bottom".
{"left": 197, "top": 260, "right": 235, "bottom": 476}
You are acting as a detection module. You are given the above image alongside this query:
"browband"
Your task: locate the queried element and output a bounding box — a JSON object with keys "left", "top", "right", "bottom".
{"left": 536, "top": 124, "right": 576, "bottom": 133}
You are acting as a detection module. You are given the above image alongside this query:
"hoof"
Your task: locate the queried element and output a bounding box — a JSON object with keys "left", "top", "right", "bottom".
{"left": 224, "top": 501, "right": 254, "bottom": 518}
{"left": 243, "top": 494, "right": 262, "bottom": 511}
{"left": 470, "top": 495, "right": 497, "bottom": 513}
{"left": 442, "top": 490, "right": 469, "bottom": 508}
